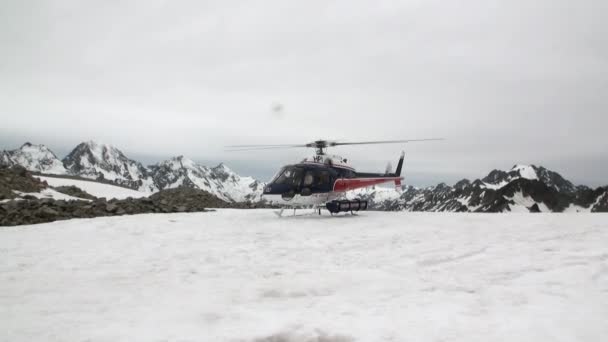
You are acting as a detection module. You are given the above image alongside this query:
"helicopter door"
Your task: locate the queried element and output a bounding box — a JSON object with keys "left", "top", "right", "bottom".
{"left": 281, "top": 168, "right": 303, "bottom": 200}
{"left": 300, "top": 170, "right": 315, "bottom": 196}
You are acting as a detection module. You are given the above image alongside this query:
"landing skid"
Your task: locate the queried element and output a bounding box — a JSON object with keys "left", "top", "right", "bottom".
{"left": 274, "top": 206, "right": 324, "bottom": 218}
{"left": 273, "top": 205, "right": 361, "bottom": 218}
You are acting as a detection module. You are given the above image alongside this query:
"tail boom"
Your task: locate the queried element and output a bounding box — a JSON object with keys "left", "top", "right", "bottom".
{"left": 333, "top": 176, "right": 404, "bottom": 192}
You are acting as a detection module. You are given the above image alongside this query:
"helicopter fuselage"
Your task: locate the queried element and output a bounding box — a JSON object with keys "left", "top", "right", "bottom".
{"left": 262, "top": 154, "right": 404, "bottom": 207}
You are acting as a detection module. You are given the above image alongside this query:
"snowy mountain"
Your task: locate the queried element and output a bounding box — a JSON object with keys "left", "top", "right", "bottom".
{"left": 2, "top": 141, "right": 605, "bottom": 210}
{"left": 352, "top": 164, "right": 607, "bottom": 213}
{"left": 481, "top": 164, "right": 576, "bottom": 193}
{"left": 1, "top": 141, "right": 264, "bottom": 202}
{"left": 62, "top": 141, "right": 155, "bottom": 192}
{"left": 148, "top": 156, "right": 264, "bottom": 202}
{"left": 0, "top": 143, "right": 67, "bottom": 174}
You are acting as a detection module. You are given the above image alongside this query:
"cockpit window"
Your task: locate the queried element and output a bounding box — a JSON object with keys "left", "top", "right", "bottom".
{"left": 317, "top": 170, "right": 330, "bottom": 186}
{"left": 272, "top": 167, "right": 292, "bottom": 184}
{"left": 303, "top": 171, "right": 314, "bottom": 186}
{"left": 272, "top": 166, "right": 303, "bottom": 185}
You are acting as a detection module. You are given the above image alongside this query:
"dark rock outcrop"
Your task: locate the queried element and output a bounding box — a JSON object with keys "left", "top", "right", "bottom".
{"left": 0, "top": 187, "right": 236, "bottom": 226}
{"left": 0, "top": 165, "right": 48, "bottom": 200}
{"left": 53, "top": 186, "right": 97, "bottom": 200}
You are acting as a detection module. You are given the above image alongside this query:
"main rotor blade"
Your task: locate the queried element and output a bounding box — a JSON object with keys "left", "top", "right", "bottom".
{"left": 225, "top": 144, "right": 306, "bottom": 148}
{"left": 225, "top": 145, "right": 308, "bottom": 152}
{"left": 330, "top": 138, "right": 444, "bottom": 146}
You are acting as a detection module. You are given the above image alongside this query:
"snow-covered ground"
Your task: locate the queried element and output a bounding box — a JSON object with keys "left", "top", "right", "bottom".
{"left": 1, "top": 210, "right": 607, "bottom": 342}
{"left": 37, "top": 176, "right": 148, "bottom": 199}
{"left": 13, "top": 188, "right": 89, "bottom": 202}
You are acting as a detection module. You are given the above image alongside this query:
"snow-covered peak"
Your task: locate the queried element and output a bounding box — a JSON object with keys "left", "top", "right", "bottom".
{"left": 148, "top": 157, "right": 264, "bottom": 202}
{"left": 480, "top": 164, "right": 574, "bottom": 193}
{"left": 78, "top": 141, "right": 126, "bottom": 166}
{"left": 0, "top": 143, "right": 67, "bottom": 174}
{"left": 211, "top": 163, "right": 240, "bottom": 182}
{"left": 212, "top": 162, "right": 230, "bottom": 172}
{"left": 157, "top": 155, "right": 199, "bottom": 171}
{"left": 511, "top": 164, "right": 538, "bottom": 180}
{"left": 482, "top": 164, "right": 538, "bottom": 189}
{"left": 63, "top": 141, "right": 153, "bottom": 191}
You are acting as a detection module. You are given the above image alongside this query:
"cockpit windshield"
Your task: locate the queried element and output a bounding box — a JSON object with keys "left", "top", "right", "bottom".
{"left": 271, "top": 166, "right": 303, "bottom": 186}
{"left": 266, "top": 165, "right": 334, "bottom": 194}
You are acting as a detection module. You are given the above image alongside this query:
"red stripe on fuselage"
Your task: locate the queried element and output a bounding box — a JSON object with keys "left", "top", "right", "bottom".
{"left": 333, "top": 177, "right": 402, "bottom": 192}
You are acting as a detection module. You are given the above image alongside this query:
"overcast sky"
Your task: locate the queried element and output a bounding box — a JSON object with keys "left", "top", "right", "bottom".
{"left": 1, "top": 0, "right": 606, "bottom": 186}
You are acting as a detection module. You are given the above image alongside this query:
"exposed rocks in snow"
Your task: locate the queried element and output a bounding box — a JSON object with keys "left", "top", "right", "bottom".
{"left": 0, "top": 179, "right": 274, "bottom": 226}
{"left": 52, "top": 186, "right": 97, "bottom": 200}
{"left": 589, "top": 188, "right": 608, "bottom": 213}
{"left": 0, "top": 187, "right": 235, "bottom": 226}
{"left": 0, "top": 165, "right": 48, "bottom": 200}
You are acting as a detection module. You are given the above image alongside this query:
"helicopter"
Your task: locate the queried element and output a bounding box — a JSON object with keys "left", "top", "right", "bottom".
{"left": 227, "top": 139, "right": 442, "bottom": 216}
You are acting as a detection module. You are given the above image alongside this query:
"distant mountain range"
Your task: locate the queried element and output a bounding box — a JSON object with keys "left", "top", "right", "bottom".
{"left": 1, "top": 142, "right": 606, "bottom": 212}
{"left": 1, "top": 142, "right": 263, "bottom": 203}
{"left": 351, "top": 164, "right": 607, "bottom": 213}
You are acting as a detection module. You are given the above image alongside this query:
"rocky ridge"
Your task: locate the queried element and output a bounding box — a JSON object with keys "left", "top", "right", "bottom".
{"left": 353, "top": 165, "right": 608, "bottom": 213}
{"left": 0, "top": 165, "right": 264, "bottom": 226}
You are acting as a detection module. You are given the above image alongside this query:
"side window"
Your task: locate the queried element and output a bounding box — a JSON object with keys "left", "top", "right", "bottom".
{"left": 337, "top": 168, "right": 354, "bottom": 179}
{"left": 310, "top": 170, "right": 331, "bottom": 191}
{"left": 317, "top": 170, "right": 329, "bottom": 187}
{"left": 303, "top": 171, "right": 314, "bottom": 186}
{"left": 291, "top": 168, "right": 304, "bottom": 187}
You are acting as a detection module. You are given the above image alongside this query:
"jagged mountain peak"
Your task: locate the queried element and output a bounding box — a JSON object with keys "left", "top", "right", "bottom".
{"left": 479, "top": 164, "right": 537, "bottom": 188}
{"left": 531, "top": 165, "right": 575, "bottom": 193}
{"left": 157, "top": 155, "right": 200, "bottom": 170}
{"left": 352, "top": 163, "right": 604, "bottom": 213}
{"left": 510, "top": 164, "right": 538, "bottom": 179}
{"left": 454, "top": 179, "right": 471, "bottom": 190}
{"left": 63, "top": 141, "right": 153, "bottom": 191}
{"left": 148, "top": 156, "right": 263, "bottom": 202}
{"left": 0, "top": 143, "right": 66, "bottom": 174}
{"left": 211, "top": 163, "right": 239, "bottom": 181}
{"left": 480, "top": 164, "right": 574, "bottom": 193}
{"left": 74, "top": 141, "right": 127, "bottom": 161}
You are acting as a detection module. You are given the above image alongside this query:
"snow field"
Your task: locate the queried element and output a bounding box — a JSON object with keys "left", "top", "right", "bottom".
{"left": 37, "top": 176, "right": 149, "bottom": 200}
{"left": 1, "top": 210, "right": 607, "bottom": 342}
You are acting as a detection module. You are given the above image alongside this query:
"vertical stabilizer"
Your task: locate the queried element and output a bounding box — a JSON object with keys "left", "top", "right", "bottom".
{"left": 395, "top": 151, "right": 405, "bottom": 176}
{"left": 394, "top": 151, "right": 405, "bottom": 189}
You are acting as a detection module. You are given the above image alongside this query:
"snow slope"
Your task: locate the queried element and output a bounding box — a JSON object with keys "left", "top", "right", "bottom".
{"left": 12, "top": 188, "right": 87, "bottom": 201}
{"left": 1, "top": 211, "right": 607, "bottom": 342}
{"left": 37, "top": 176, "right": 148, "bottom": 199}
